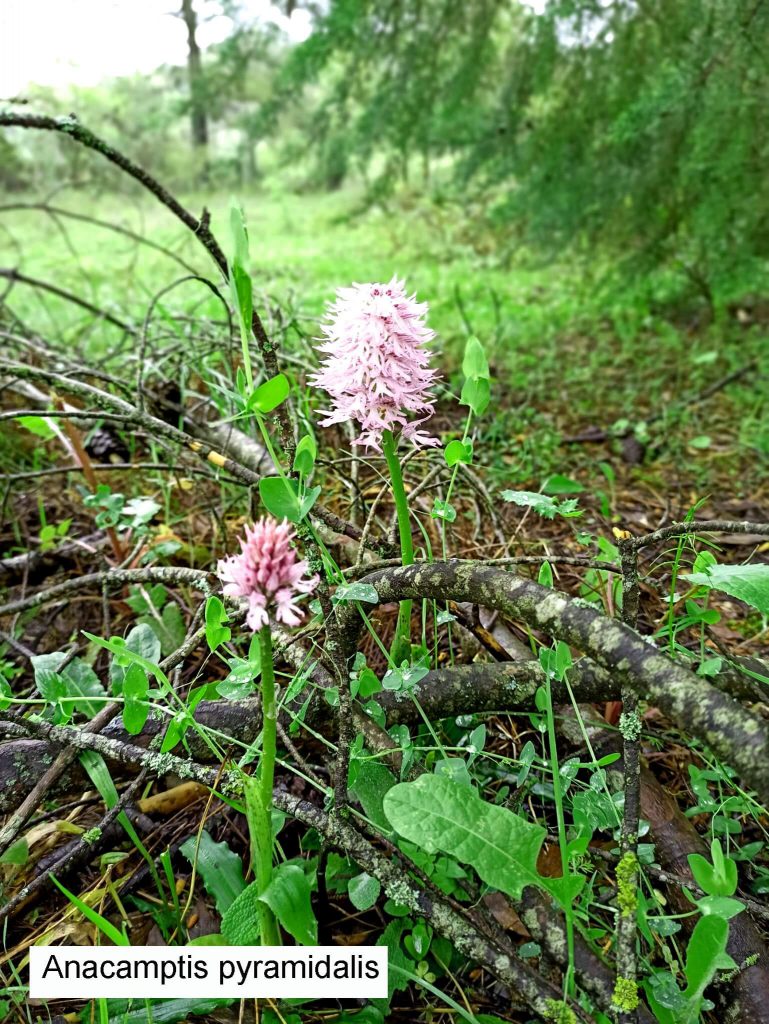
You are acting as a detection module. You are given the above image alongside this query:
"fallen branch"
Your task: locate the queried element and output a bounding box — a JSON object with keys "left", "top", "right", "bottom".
{"left": 347, "top": 561, "right": 769, "bottom": 804}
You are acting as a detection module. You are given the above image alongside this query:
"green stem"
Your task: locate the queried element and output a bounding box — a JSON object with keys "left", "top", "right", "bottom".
{"left": 254, "top": 624, "right": 280, "bottom": 945}
{"left": 382, "top": 429, "right": 414, "bottom": 662}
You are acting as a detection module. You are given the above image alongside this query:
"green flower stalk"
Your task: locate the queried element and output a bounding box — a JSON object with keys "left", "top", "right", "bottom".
{"left": 382, "top": 428, "right": 415, "bottom": 660}
{"left": 217, "top": 518, "right": 318, "bottom": 943}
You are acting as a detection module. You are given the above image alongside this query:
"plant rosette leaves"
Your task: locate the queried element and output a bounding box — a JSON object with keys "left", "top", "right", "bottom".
{"left": 180, "top": 830, "right": 246, "bottom": 915}
{"left": 383, "top": 774, "right": 584, "bottom": 906}
{"left": 222, "top": 863, "right": 316, "bottom": 945}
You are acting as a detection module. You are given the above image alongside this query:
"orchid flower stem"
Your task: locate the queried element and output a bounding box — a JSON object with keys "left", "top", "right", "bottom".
{"left": 254, "top": 623, "right": 280, "bottom": 946}
{"left": 382, "top": 429, "right": 413, "bottom": 662}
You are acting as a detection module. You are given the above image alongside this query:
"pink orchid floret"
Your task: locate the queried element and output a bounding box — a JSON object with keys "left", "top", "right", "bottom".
{"left": 216, "top": 518, "right": 318, "bottom": 631}
{"left": 309, "top": 276, "right": 439, "bottom": 450}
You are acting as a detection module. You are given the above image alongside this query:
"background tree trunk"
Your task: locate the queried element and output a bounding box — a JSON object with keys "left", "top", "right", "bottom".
{"left": 180, "top": 0, "right": 208, "bottom": 152}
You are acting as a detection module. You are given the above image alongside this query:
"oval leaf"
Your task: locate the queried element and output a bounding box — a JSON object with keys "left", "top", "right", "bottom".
{"left": 383, "top": 774, "right": 584, "bottom": 905}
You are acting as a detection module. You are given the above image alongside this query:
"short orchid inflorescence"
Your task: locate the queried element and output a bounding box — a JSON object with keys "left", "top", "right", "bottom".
{"left": 309, "top": 276, "right": 439, "bottom": 450}
{"left": 216, "top": 517, "right": 317, "bottom": 631}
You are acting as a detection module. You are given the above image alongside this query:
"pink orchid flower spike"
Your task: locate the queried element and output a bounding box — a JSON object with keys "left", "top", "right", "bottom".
{"left": 309, "top": 276, "right": 440, "bottom": 450}
{"left": 216, "top": 517, "right": 318, "bottom": 631}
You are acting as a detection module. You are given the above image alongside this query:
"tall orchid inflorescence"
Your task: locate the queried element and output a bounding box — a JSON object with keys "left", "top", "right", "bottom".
{"left": 216, "top": 517, "right": 318, "bottom": 631}
{"left": 311, "top": 276, "right": 439, "bottom": 661}
{"left": 309, "top": 276, "right": 439, "bottom": 450}
{"left": 216, "top": 516, "right": 317, "bottom": 947}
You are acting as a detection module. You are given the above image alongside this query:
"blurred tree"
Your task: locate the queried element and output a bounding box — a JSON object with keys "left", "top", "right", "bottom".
{"left": 274, "top": 0, "right": 769, "bottom": 302}
{"left": 179, "top": 0, "right": 209, "bottom": 151}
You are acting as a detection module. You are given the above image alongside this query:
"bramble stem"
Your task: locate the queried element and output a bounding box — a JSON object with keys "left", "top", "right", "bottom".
{"left": 382, "top": 429, "right": 414, "bottom": 661}
{"left": 254, "top": 624, "right": 280, "bottom": 945}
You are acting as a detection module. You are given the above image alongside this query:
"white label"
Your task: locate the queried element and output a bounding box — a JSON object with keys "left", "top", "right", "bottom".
{"left": 29, "top": 946, "right": 388, "bottom": 999}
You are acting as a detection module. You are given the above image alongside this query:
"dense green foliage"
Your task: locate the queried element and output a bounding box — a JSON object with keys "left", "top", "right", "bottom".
{"left": 4, "top": 0, "right": 768, "bottom": 305}
{"left": 277, "top": 0, "right": 769, "bottom": 300}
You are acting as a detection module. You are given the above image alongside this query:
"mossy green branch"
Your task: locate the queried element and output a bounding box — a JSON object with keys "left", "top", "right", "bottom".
{"left": 612, "top": 976, "right": 640, "bottom": 1013}
{"left": 616, "top": 852, "right": 638, "bottom": 918}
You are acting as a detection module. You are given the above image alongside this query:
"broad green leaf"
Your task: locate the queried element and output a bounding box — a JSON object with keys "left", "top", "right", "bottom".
{"left": 683, "top": 562, "right": 769, "bottom": 616}
{"left": 683, "top": 915, "right": 732, "bottom": 1007}
{"left": 180, "top": 830, "right": 246, "bottom": 914}
{"left": 259, "top": 475, "right": 302, "bottom": 522}
{"left": 444, "top": 438, "right": 473, "bottom": 467}
{"left": 16, "top": 415, "right": 56, "bottom": 439}
{"left": 688, "top": 839, "right": 737, "bottom": 897}
{"left": 350, "top": 761, "right": 397, "bottom": 833}
{"left": 122, "top": 662, "right": 149, "bottom": 735}
{"left": 348, "top": 872, "right": 381, "bottom": 911}
{"left": 110, "top": 624, "right": 161, "bottom": 693}
{"left": 382, "top": 662, "right": 429, "bottom": 692}
{"left": 696, "top": 895, "right": 745, "bottom": 919}
{"left": 460, "top": 376, "right": 490, "bottom": 417}
{"left": 249, "top": 373, "right": 290, "bottom": 414}
{"left": 160, "top": 712, "right": 190, "bottom": 753}
{"left": 86, "top": 632, "right": 168, "bottom": 688}
{"left": 541, "top": 474, "right": 585, "bottom": 495}
{"left": 260, "top": 862, "right": 317, "bottom": 945}
{"left": 538, "top": 561, "right": 553, "bottom": 588}
{"left": 221, "top": 879, "right": 261, "bottom": 944}
{"left": 351, "top": 665, "right": 381, "bottom": 699}
{"left": 383, "top": 774, "right": 584, "bottom": 905}
{"left": 299, "top": 484, "right": 321, "bottom": 520}
{"left": 462, "top": 336, "right": 489, "bottom": 380}
{"left": 0, "top": 837, "right": 29, "bottom": 865}
{"left": 501, "top": 490, "right": 583, "bottom": 520}
{"left": 205, "top": 595, "right": 231, "bottom": 652}
{"left": 31, "top": 652, "right": 106, "bottom": 718}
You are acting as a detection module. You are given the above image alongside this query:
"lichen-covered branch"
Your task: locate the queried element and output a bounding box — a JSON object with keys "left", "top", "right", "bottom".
{"left": 348, "top": 561, "right": 769, "bottom": 804}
